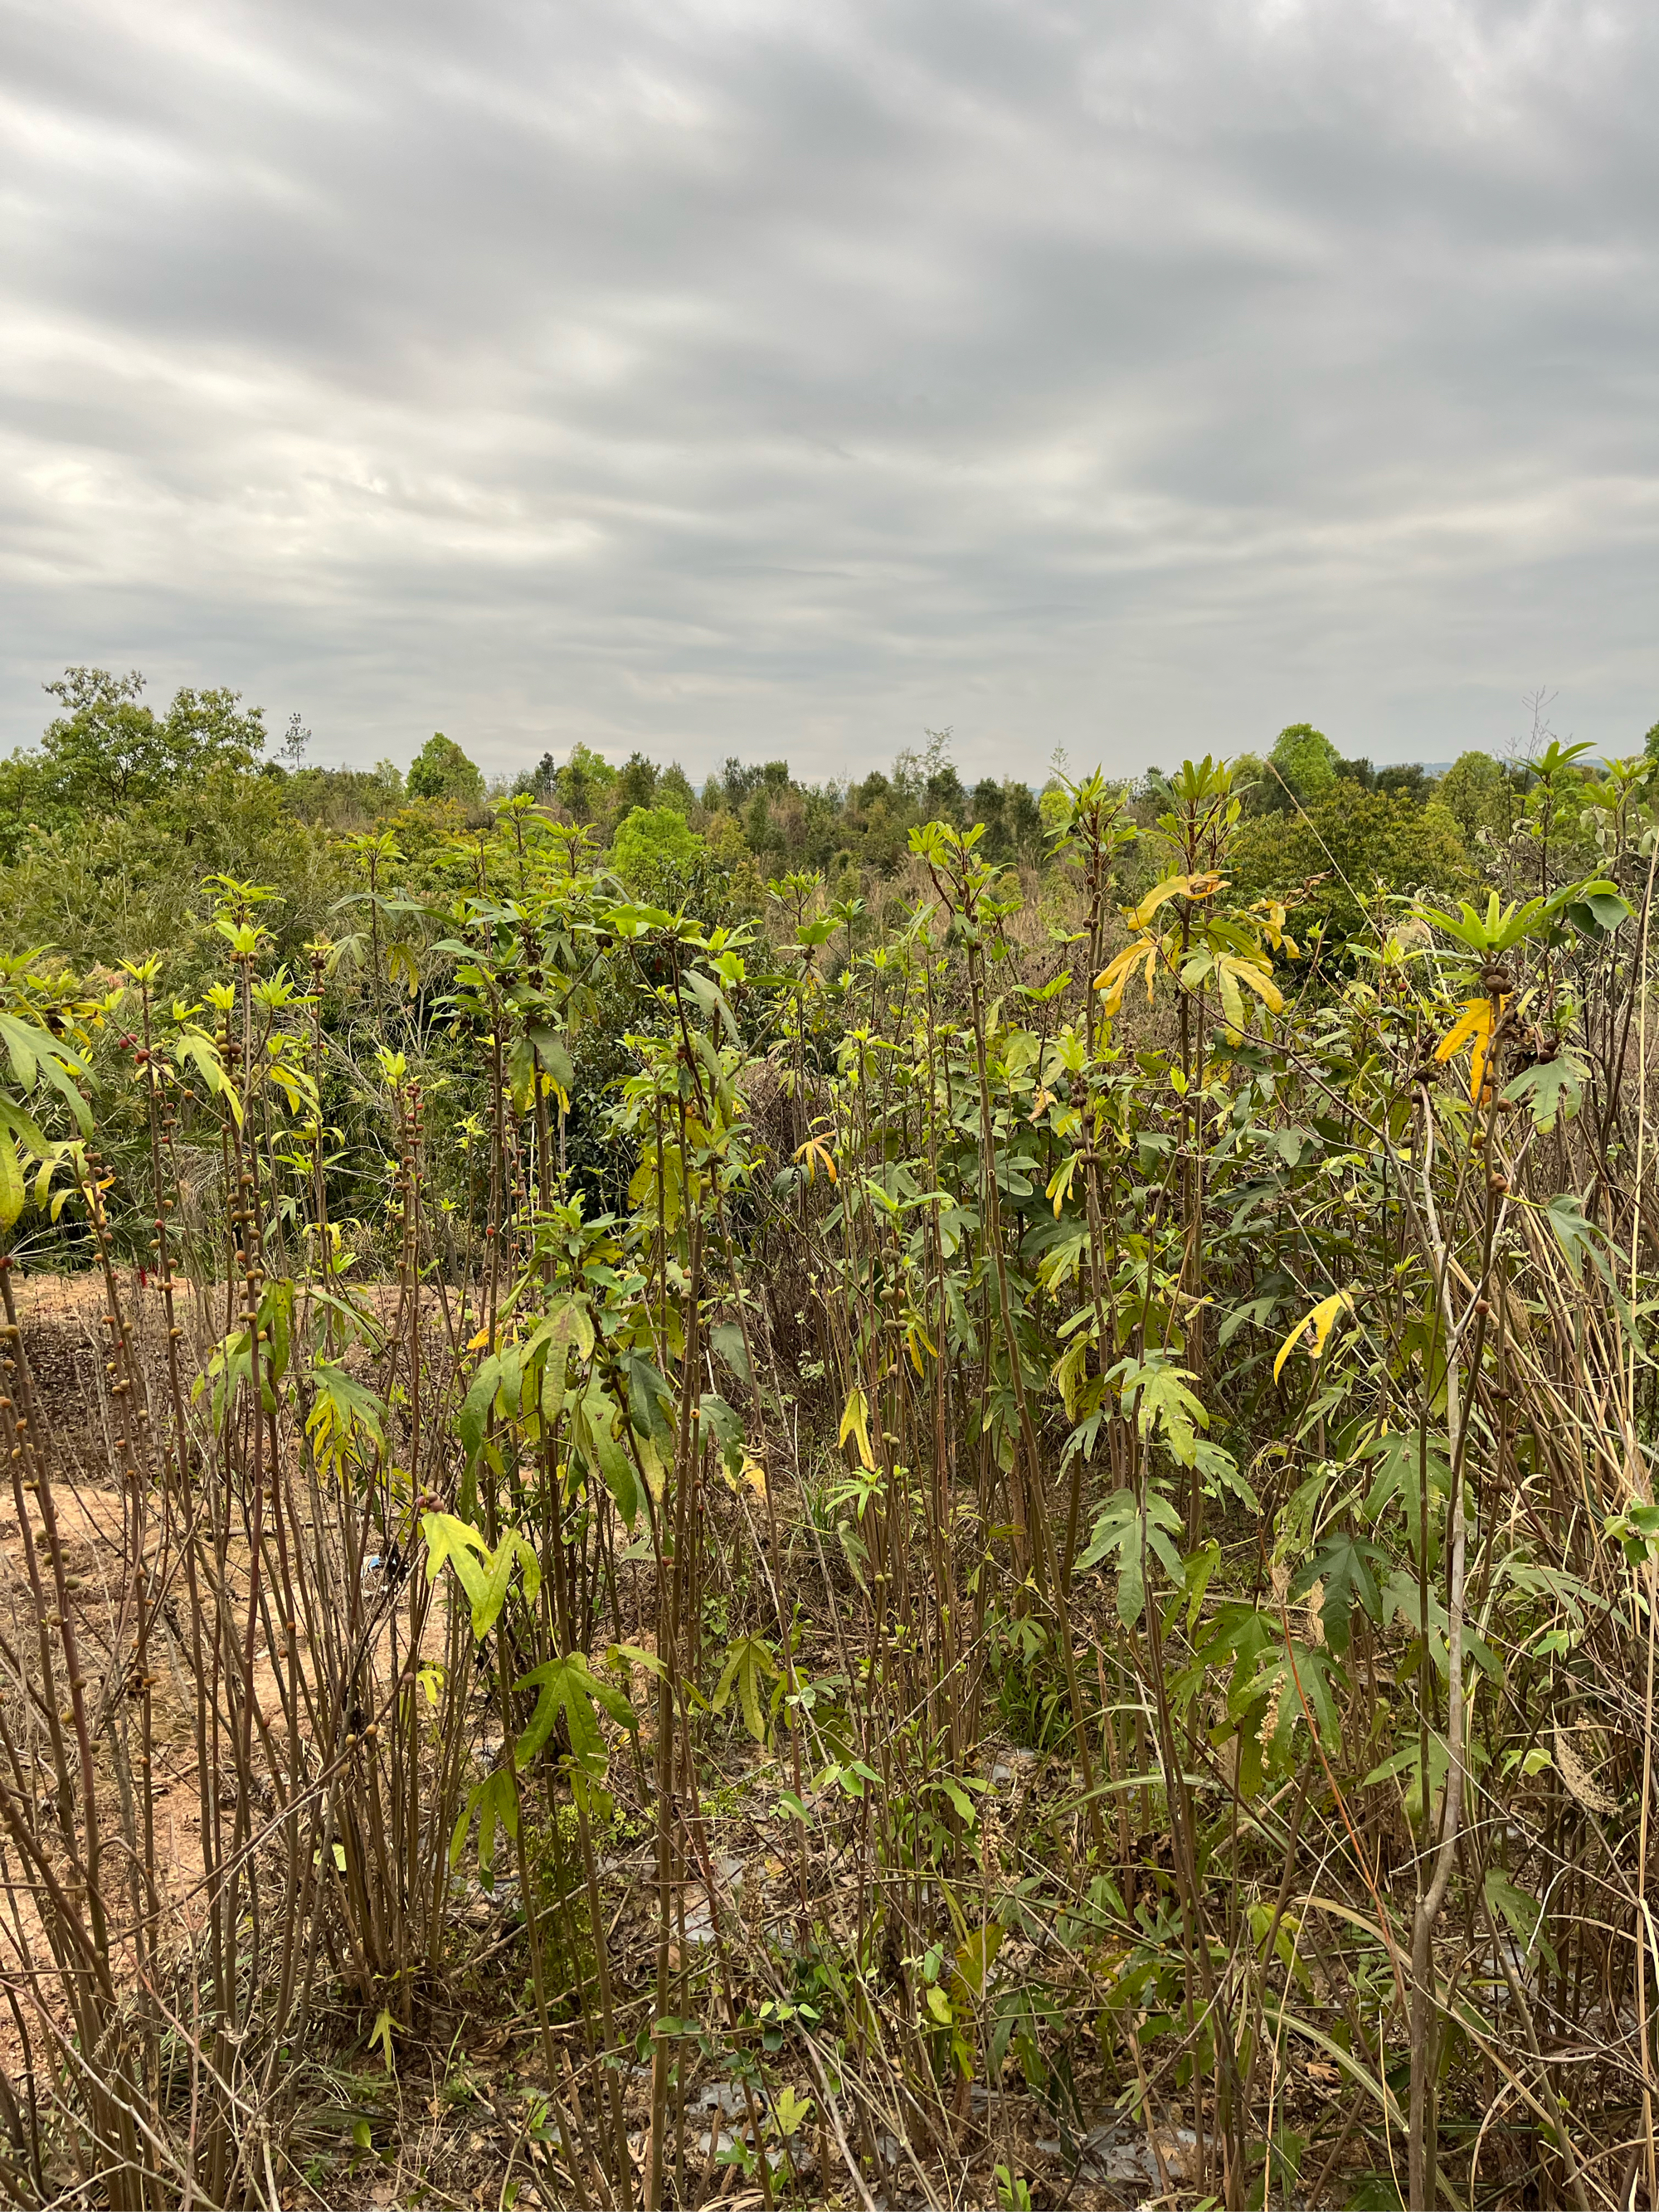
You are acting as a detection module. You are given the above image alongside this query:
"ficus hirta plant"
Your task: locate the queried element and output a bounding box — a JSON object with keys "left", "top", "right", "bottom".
{"left": 0, "top": 749, "right": 1652, "bottom": 2212}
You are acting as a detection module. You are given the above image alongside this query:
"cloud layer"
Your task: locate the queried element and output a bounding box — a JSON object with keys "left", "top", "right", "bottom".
{"left": 2, "top": 0, "right": 1656, "bottom": 781}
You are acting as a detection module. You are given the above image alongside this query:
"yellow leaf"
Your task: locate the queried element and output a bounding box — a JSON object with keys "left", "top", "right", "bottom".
{"left": 1433, "top": 998, "right": 1486, "bottom": 1061}
{"left": 719, "top": 1453, "right": 768, "bottom": 1500}
{"left": 635, "top": 1430, "right": 667, "bottom": 1502}
{"left": 467, "top": 1325, "right": 491, "bottom": 1351}
{"left": 793, "top": 1136, "right": 838, "bottom": 1184}
{"left": 838, "top": 1385, "right": 875, "bottom": 1471}
{"left": 1044, "top": 1153, "right": 1081, "bottom": 1218}
{"left": 1217, "top": 955, "right": 1284, "bottom": 1016}
{"left": 1434, "top": 996, "right": 1501, "bottom": 1102}
{"left": 1092, "top": 941, "right": 1158, "bottom": 1020}
{"left": 954, "top": 1922, "right": 1005, "bottom": 1999}
{"left": 1126, "top": 871, "right": 1227, "bottom": 931}
{"left": 0, "top": 1133, "right": 22, "bottom": 1229}
{"left": 1092, "top": 943, "right": 1139, "bottom": 996}
{"left": 1248, "top": 899, "right": 1302, "bottom": 961}
{"left": 1273, "top": 1290, "right": 1357, "bottom": 1384}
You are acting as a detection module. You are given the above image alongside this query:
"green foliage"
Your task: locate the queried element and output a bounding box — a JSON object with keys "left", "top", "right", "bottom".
{"left": 0, "top": 770, "right": 341, "bottom": 972}
{"left": 712, "top": 1633, "right": 782, "bottom": 1743}
{"left": 423, "top": 1511, "right": 542, "bottom": 1639}
{"left": 0, "top": 666, "right": 270, "bottom": 863}
{"left": 1232, "top": 785, "right": 1472, "bottom": 946}
{"left": 608, "top": 804, "right": 707, "bottom": 906}
{"left": 282, "top": 758, "right": 406, "bottom": 829}
{"left": 1438, "top": 749, "right": 1515, "bottom": 844}
{"left": 1075, "top": 1485, "right": 1184, "bottom": 1625}
{"left": 39, "top": 666, "right": 268, "bottom": 808}
{"left": 512, "top": 1651, "right": 637, "bottom": 1775}
{"left": 0, "top": 666, "right": 1648, "bottom": 2211}
{"left": 555, "top": 741, "right": 619, "bottom": 818}
{"left": 1268, "top": 722, "right": 1340, "bottom": 802}
{"left": 406, "top": 731, "right": 484, "bottom": 804}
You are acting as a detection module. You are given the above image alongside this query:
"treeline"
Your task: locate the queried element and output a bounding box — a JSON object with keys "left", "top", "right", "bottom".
{"left": 2, "top": 665, "right": 1654, "bottom": 973}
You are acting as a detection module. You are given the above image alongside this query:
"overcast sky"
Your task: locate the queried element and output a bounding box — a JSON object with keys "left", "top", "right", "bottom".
{"left": 2, "top": 0, "right": 1655, "bottom": 786}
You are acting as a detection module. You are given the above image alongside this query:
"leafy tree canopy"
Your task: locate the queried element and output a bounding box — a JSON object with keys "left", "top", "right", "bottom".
{"left": 1233, "top": 785, "right": 1473, "bottom": 949}
{"left": 609, "top": 805, "right": 707, "bottom": 907}
{"left": 0, "top": 668, "right": 270, "bottom": 863}
{"left": 657, "top": 764, "right": 696, "bottom": 816}
{"left": 1438, "top": 750, "right": 1515, "bottom": 845}
{"left": 555, "top": 743, "right": 619, "bottom": 819}
{"left": 1268, "top": 722, "right": 1340, "bottom": 803}
{"left": 283, "top": 758, "right": 406, "bottom": 831}
{"left": 43, "top": 667, "right": 267, "bottom": 801}
{"left": 613, "top": 751, "right": 659, "bottom": 815}
{"left": 406, "top": 732, "right": 484, "bottom": 805}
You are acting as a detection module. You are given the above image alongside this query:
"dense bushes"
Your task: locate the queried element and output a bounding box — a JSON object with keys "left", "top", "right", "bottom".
{"left": 0, "top": 717, "right": 1655, "bottom": 2205}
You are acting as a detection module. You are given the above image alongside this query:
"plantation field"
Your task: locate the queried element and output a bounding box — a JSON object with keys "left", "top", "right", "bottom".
{"left": 0, "top": 694, "right": 1653, "bottom": 2209}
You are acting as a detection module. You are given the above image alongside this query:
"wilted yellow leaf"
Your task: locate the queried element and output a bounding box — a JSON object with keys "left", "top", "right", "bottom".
{"left": 1093, "top": 941, "right": 1159, "bottom": 1020}
{"left": 1434, "top": 996, "right": 1502, "bottom": 1103}
{"left": 839, "top": 1385, "right": 874, "bottom": 1471}
{"left": 1126, "top": 872, "right": 1227, "bottom": 931}
{"left": 1273, "top": 1290, "right": 1357, "bottom": 1384}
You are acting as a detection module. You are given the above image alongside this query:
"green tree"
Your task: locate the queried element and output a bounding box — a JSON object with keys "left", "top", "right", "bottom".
{"left": 721, "top": 757, "right": 765, "bottom": 809}
{"left": 1438, "top": 750, "right": 1515, "bottom": 846}
{"left": 406, "top": 732, "right": 484, "bottom": 805}
{"left": 513, "top": 751, "right": 558, "bottom": 800}
{"left": 0, "top": 769, "right": 336, "bottom": 974}
{"left": 1233, "top": 787, "right": 1472, "bottom": 948}
{"left": 657, "top": 764, "right": 697, "bottom": 817}
{"left": 969, "top": 777, "right": 1044, "bottom": 864}
{"left": 284, "top": 759, "right": 405, "bottom": 830}
{"left": 745, "top": 787, "right": 787, "bottom": 862}
{"left": 1228, "top": 751, "right": 1272, "bottom": 814}
{"left": 1268, "top": 722, "right": 1340, "bottom": 805}
{"left": 556, "top": 743, "right": 619, "bottom": 820}
{"left": 1376, "top": 762, "right": 1431, "bottom": 801}
{"left": 0, "top": 757, "right": 47, "bottom": 859}
{"left": 612, "top": 751, "right": 659, "bottom": 816}
{"left": 926, "top": 762, "right": 967, "bottom": 821}
{"left": 41, "top": 667, "right": 267, "bottom": 805}
{"left": 609, "top": 805, "right": 708, "bottom": 907}
{"left": 0, "top": 668, "right": 270, "bottom": 861}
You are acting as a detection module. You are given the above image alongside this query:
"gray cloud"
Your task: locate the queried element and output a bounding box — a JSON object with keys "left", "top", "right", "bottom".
{"left": 1, "top": 0, "right": 1655, "bottom": 782}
